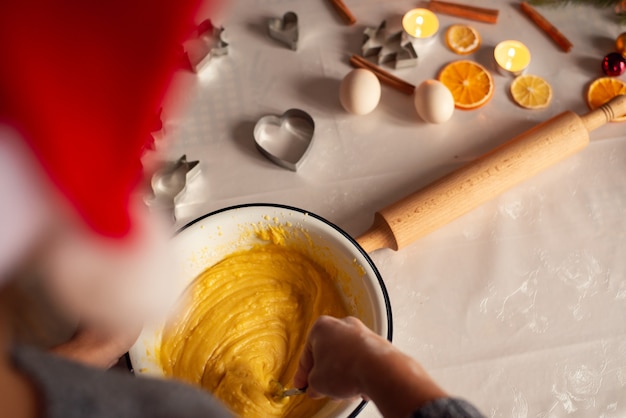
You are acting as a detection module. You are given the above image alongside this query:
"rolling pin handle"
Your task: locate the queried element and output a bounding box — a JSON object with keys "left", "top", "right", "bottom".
{"left": 355, "top": 213, "right": 398, "bottom": 253}
{"left": 580, "top": 94, "right": 626, "bottom": 132}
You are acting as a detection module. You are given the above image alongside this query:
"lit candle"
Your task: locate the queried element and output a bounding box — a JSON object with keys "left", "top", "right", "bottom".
{"left": 402, "top": 9, "right": 439, "bottom": 42}
{"left": 493, "top": 40, "right": 531, "bottom": 76}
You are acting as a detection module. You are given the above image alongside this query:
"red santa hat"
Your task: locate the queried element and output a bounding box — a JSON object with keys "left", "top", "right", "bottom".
{"left": 0, "top": 0, "right": 210, "bottom": 278}
{"left": 0, "top": 0, "right": 199, "bottom": 236}
{"left": 0, "top": 0, "right": 201, "bottom": 278}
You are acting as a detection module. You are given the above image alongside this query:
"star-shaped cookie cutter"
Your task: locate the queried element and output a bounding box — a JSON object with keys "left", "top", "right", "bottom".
{"left": 145, "top": 155, "right": 200, "bottom": 221}
{"left": 183, "top": 19, "right": 229, "bottom": 73}
{"left": 362, "top": 21, "right": 418, "bottom": 69}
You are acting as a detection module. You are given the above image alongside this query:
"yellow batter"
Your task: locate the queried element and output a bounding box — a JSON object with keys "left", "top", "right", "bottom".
{"left": 160, "top": 239, "right": 349, "bottom": 417}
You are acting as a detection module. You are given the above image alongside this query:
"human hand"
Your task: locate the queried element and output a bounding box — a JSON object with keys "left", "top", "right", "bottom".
{"left": 294, "top": 315, "right": 380, "bottom": 399}
{"left": 294, "top": 316, "right": 448, "bottom": 418}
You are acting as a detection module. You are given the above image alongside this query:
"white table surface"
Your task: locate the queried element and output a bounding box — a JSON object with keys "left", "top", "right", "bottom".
{"left": 154, "top": 1, "right": 626, "bottom": 416}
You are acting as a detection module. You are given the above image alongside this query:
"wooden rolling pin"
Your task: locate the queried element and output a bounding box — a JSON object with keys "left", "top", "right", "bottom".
{"left": 356, "top": 95, "right": 626, "bottom": 253}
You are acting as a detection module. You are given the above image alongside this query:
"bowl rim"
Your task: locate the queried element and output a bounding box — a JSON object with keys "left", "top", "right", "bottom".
{"left": 133, "top": 203, "right": 394, "bottom": 418}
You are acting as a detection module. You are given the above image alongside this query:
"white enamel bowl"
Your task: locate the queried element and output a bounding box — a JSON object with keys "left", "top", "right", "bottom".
{"left": 129, "top": 204, "right": 393, "bottom": 418}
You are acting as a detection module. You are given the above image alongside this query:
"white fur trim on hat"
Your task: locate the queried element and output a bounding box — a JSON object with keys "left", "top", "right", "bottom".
{"left": 0, "top": 125, "right": 51, "bottom": 282}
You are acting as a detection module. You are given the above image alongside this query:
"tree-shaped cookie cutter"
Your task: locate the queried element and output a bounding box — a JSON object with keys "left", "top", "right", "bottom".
{"left": 362, "top": 21, "right": 418, "bottom": 69}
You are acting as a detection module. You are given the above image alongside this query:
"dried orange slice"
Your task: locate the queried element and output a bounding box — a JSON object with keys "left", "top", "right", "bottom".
{"left": 438, "top": 60, "right": 494, "bottom": 110}
{"left": 445, "top": 24, "right": 481, "bottom": 55}
{"left": 586, "top": 77, "right": 626, "bottom": 122}
{"left": 510, "top": 74, "right": 552, "bottom": 109}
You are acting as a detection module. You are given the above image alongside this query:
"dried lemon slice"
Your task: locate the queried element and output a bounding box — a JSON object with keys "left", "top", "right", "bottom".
{"left": 445, "top": 24, "right": 481, "bottom": 55}
{"left": 438, "top": 60, "right": 494, "bottom": 110}
{"left": 586, "top": 77, "right": 626, "bottom": 122}
{"left": 510, "top": 74, "right": 552, "bottom": 109}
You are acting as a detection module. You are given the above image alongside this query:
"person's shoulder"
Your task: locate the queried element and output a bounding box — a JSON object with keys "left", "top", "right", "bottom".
{"left": 13, "top": 345, "right": 233, "bottom": 418}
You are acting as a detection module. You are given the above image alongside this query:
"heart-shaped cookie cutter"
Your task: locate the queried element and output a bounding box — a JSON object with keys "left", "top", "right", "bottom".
{"left": 268, "top": 12, "right": 299, "bottom": 51}
{"left": 253, "top": 109, "right": 315, "bottom": 171}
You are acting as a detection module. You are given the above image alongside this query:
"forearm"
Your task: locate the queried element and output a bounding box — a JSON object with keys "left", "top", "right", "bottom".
{"left": 360, "top": 349, "right": 447, "bottom": 418}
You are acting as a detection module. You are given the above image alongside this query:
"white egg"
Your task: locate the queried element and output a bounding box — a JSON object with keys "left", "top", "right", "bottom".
{"left": 339, "top": 69, "right": 381, "bottom": 115}
{"left": 414, "top": 80, "right": 455, "bottom": 124}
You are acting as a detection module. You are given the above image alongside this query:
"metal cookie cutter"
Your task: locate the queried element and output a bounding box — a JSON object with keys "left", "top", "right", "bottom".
{"left": 146, "top": 155, "right": 200, "bottom": 221}
{"left": 362, "top": 21, "right": 418, "bottom": 69}
{"left": 183, "top": 19, "right": 229, "bottom": 73}
{"left": 268, "top": 12, "right": 299, "bottom": 51}
{"left": 253, "top": 109, "right": 314, "bottom": 171}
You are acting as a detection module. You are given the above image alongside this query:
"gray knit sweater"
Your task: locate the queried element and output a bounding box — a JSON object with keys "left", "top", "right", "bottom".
{"left": 13, "top": 345, "right": 233, "bottom": 418}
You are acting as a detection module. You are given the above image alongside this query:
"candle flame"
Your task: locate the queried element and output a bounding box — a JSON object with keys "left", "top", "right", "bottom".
{"left": 506, "top": 47, "right": 517, "bottom": 70}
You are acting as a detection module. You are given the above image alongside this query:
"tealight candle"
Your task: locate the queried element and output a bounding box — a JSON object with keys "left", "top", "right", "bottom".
{"left": 494, "top": 40, "right": 531, "bottom": 76}
{"left": 402, "top": 8, "right": 439, "bottom": 42}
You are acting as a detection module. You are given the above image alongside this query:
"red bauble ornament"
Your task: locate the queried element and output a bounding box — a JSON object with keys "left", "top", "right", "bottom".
{"left": 602, "top": 52, "right": 626, "bottom": 77}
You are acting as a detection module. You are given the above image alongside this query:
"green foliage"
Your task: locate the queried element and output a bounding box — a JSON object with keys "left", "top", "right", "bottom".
{"left": 529, "top": 0, "right": 619, "bottom": 6}
{"left": 528, "top": 0, "right": 626, "bottom": 24}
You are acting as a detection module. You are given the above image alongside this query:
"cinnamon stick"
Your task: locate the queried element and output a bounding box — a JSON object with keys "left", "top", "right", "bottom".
{"left": 349, "top": 55, "right": 416, "bottom": 95}
{"left": 520, "top": 2, "right": 572, "bottom": 53}
{"left": 429, "top": 0, "right": 499, "bottom": 24}
{"left": 328, "top": 0, "right": 356, "bottom": 25}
